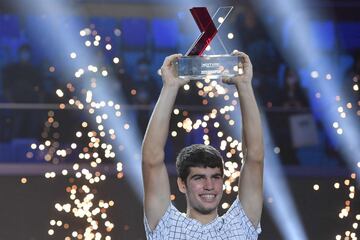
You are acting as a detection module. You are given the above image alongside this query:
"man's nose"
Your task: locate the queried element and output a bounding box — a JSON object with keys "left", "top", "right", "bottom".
{"left": 204, "top": 178, "right": 214, "bottom": 190}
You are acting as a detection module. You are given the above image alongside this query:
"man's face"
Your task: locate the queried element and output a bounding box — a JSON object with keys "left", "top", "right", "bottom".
{"left": 178, "top": 167, "right": 224, "bottom": 215}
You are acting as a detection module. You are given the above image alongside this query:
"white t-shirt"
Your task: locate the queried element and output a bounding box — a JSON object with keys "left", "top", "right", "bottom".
{"left": 144, "top": 197, "right": 261, "bottom": 240}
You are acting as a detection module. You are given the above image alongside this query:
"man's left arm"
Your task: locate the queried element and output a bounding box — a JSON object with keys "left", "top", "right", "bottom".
{"left": 223, "top": 51, "right": 264, "bottom": 227}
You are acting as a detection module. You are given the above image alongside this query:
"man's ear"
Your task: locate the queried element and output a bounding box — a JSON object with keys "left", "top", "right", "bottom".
{"left": 177, "top": 177, "right": 186, "bottom": 194}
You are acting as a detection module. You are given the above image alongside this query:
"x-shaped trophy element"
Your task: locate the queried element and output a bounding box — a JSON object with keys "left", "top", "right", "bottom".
{"left": 177, "top": 6, "right": 239, "bottom": 80}
{"left": 185, "top": 6, "right": 233, "bottom": 56}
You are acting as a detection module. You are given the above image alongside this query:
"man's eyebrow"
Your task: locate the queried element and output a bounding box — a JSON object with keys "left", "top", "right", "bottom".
{"left": 212, "top": 173, "right": 223, "bottom": 177}
{"left": 190, "top": 174, "right": 205, "bottom": 179}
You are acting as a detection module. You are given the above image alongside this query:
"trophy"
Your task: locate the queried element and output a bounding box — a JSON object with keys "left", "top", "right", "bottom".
{"left": 176, "top": 6, "right": 242, "bottom": 80}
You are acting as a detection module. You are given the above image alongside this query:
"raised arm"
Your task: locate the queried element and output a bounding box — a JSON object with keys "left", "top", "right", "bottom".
{"left": 142, "top": 54, "right": 189, "bottom": 230}
{"left": 223, "top": 51, "right": 264, "bottom": 227}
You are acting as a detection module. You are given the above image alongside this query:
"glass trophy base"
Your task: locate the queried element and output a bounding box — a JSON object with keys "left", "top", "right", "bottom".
{"left": 175, "top": 55, "right": 242, "bottom": 80}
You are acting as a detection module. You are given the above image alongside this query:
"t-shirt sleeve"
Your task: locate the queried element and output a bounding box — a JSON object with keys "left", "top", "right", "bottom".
{"left": 143, "top": 203, "right": 173, "bottom": 239}
{"left": 222, "top": 197, "right": 262, "bottom": 238}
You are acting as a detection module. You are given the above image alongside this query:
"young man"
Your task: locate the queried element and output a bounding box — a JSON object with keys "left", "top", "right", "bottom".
{"left": 142, "top": 51, "right": 264, "bottom": 239}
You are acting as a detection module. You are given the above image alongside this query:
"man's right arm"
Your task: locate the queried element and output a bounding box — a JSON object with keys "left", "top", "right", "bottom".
{"left": 142, "top": 54, "right": 188, "bottom": 230}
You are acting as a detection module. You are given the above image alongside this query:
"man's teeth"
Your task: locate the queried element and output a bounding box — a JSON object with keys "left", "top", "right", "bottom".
{"left": 200, "top": 194, "right": 215, "bottom": 200}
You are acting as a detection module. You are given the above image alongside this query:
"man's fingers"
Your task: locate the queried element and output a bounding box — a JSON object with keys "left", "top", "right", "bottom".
{"left": 238, "top": 52, "right": 251, "bottom": 67}
{"left": 232, "top": 49, "right": 240, "bottom": 55}
{"left": 162, "top": 53, "right": 182, "bottom": 68}
{"left": 221, "top": 76, "right": 234, "bottom": 84}
{"left": 231, "top": 50, "right": 251, "bottom": 68}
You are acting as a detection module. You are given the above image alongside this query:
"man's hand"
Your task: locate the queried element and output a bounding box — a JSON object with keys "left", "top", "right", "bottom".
{"left": 222, "top": 50, "right": 253, "bottom": 87}
{"left": 160, "top": 54, "right": 190, "bottom": 88}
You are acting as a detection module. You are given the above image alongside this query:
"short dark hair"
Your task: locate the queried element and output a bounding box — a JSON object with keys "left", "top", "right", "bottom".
{"left": 176, "top": 144, "right": 224, "bottom": 182}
